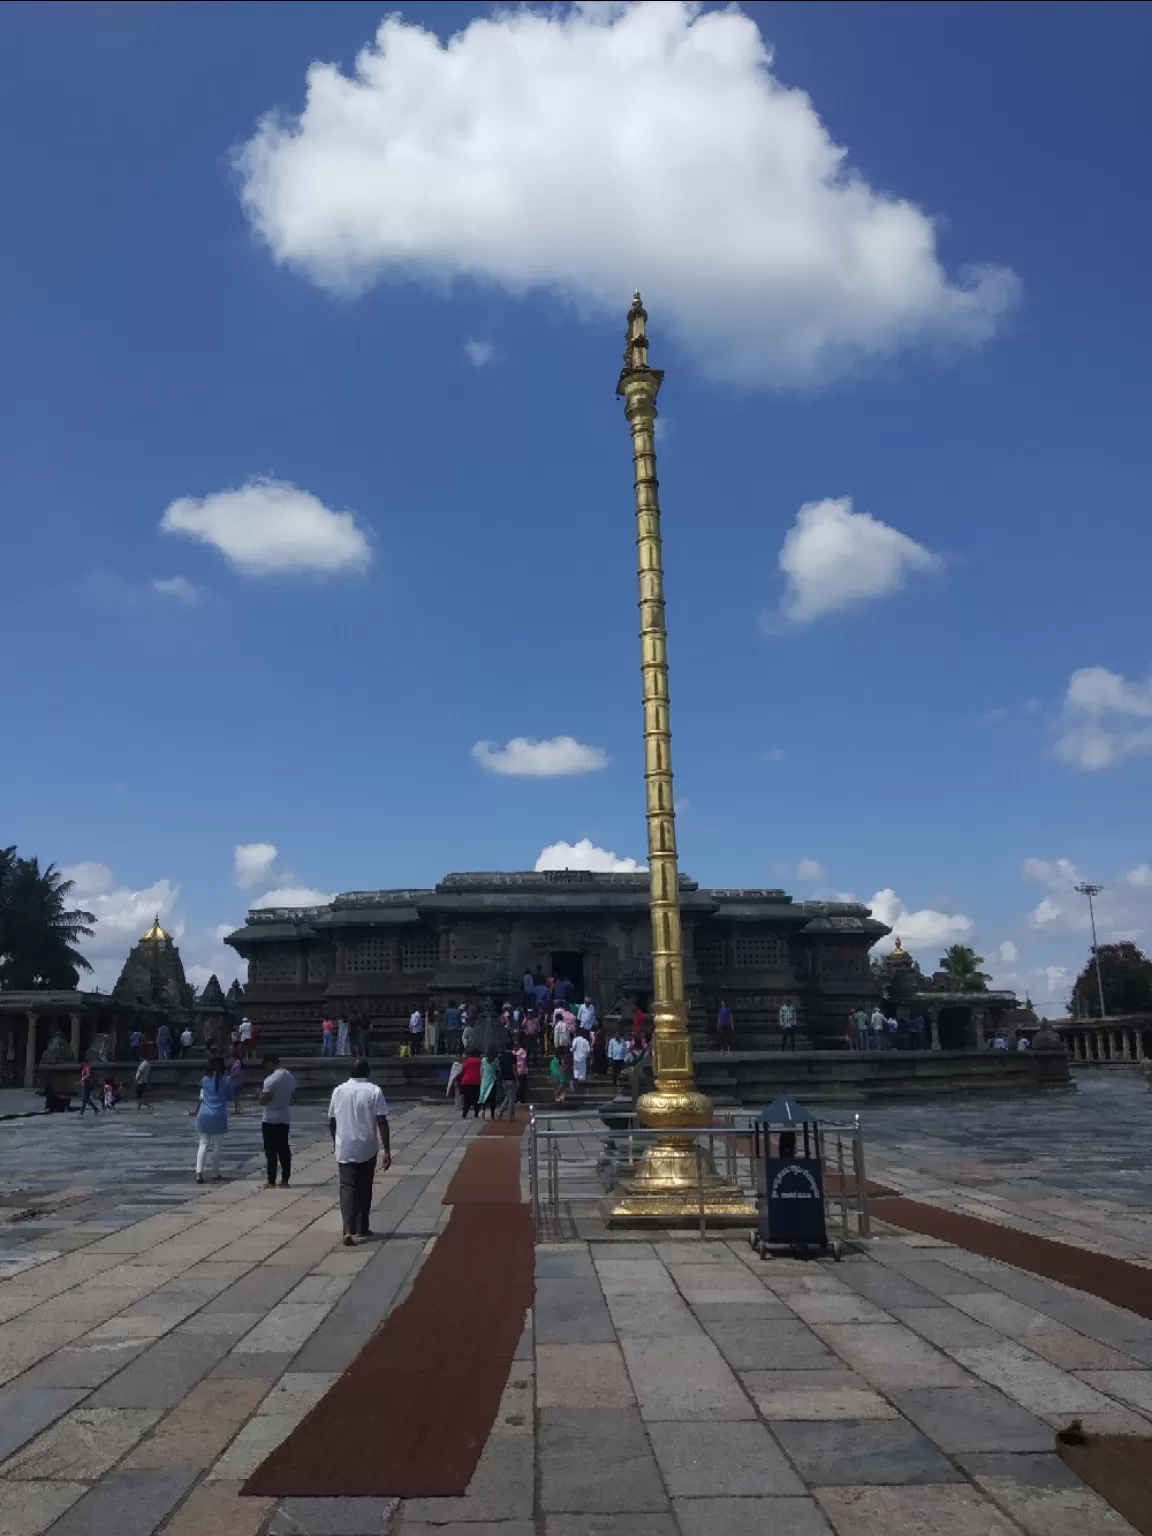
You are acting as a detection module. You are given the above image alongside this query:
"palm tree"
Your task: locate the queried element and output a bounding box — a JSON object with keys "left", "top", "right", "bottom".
{"left": 939, "top": 944, "right": 990, "bottom": 993}
{"left": 0, "top": 850, "right": 96, "bottom": 990}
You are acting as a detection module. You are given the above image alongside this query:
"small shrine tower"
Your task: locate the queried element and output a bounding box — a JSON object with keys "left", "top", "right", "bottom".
{"left": 114, "top": 916, "right": 193, "bottom": 1012}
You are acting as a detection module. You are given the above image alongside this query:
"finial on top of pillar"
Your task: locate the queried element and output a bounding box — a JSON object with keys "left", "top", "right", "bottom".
{"left": 619, "top": 290, "right": 661, "bottom": 400}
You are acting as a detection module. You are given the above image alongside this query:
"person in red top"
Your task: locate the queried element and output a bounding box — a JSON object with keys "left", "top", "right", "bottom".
{"left": 458, "top": 1050, "right": 483, "bottom": 1118}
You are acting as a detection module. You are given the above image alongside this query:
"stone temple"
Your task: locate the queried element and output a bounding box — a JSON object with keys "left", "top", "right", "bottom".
{"left": 225, "top": 870, "right": 888, "bottom": 1050}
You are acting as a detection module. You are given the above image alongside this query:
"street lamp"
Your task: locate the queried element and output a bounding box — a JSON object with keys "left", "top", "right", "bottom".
{"left": 1074, "top": 882, "right": 1107, "bottom": 1020}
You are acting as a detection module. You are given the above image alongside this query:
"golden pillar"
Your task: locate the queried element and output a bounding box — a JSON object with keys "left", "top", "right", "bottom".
{"left": 608, "top": 294, "right": 755, "bottom": 1225}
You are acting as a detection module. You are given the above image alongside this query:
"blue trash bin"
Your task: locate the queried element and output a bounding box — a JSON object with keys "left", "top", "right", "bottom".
{"left": 750, "top": 1095, "right": 840, "bottom": 1261}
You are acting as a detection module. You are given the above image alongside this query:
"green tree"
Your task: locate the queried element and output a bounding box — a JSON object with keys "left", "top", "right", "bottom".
{"left": 0, "top": 847, "right": 95, "bottom": 989}
{"left": 939, "top": 944, "right": 990, "bottom": 992}
{"left": 1069, "top": 941, "right": 1152, "bottom": 1018}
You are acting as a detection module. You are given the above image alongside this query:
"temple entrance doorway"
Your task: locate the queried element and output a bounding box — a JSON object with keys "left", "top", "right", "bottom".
{"left": 551, "top": 951, "right": 585, "bottom": 1000}
{"left": 937, "top": 1006, "right": 972, "bottom": 1050}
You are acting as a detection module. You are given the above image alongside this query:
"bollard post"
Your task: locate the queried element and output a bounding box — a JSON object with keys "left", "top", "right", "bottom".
{"left": 836, "top": 1133, "right": 849, "bottom": 1240}
{"left": 852, "top": 1115, "right": 871, "bottom": 1238}
{"left": 530, "top": 1118, "right": 540, "bottom": 1243}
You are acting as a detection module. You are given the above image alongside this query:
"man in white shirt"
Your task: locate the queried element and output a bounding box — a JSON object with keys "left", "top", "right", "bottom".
{"left": 869, "top": 1007, "right": 887, "bottom": 1051}
{"left": 328, "top": 1060, "right": 391, "bottom": 1246}
{"left": 607, "top": 1030, "right": 629, "bottom": 1087}
{"left": 570, "top": 1031, "right": 591, "bottom": 1092}
{"left": 258, "top": 1053, "right": 297, "bottom": 1189}
{"left": 552, "top": 1013, "right": 571, "bottom": 1052}
{"left": 577, "top": 997, "right": 597, "bottom": 1032}
{"left": 408, "top": 1009, "right": 424, "bottom": 1056}
{"left": 778, "top": 1002, "right": 797, "bottom": 1052}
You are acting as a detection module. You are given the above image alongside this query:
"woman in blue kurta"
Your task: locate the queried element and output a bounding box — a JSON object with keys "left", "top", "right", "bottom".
{"left": 193, "top": 1055, "right": 236, "bottom": 1183}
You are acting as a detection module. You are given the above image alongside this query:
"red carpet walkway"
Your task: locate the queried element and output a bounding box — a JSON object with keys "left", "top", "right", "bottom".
{"left": 244, "top": 1124, "right": 532, "bottom": 1499}
{"left": 871, "top": 1190, "right": 1152, "bottom": 1322}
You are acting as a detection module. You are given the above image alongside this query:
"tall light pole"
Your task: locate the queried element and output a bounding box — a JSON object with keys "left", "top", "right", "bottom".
{"left": 1074, "top": 882, "right": 1107, "bottom": 1020}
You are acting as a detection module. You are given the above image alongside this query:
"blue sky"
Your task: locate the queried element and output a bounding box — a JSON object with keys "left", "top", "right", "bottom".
{"left": 2, "top": 1, "right": 1150, "bottom": 1008}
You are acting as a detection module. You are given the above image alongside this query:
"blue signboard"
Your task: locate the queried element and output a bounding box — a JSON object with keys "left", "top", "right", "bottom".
{"left": 762, "top": 1155, "right": 827, "bottom": 1246}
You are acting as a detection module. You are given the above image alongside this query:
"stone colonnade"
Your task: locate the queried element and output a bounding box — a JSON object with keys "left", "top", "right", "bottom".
{"left": 1064, "top": 1025, "right": 1149, "bottom": 1064}
{"left": 16, "top": 1009, "right": 87, "bottom": 1087}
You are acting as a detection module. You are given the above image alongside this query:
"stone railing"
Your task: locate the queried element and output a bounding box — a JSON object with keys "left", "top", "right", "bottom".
{"left": 1056, "top": 1016, "right": 1152, "bottom": 1065}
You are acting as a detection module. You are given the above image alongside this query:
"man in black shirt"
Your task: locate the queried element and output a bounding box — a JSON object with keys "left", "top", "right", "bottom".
{"left": 496, "top": 1042, "right": 518, "bottom": 1121}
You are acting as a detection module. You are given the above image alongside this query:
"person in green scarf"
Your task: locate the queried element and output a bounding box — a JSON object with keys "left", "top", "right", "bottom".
{"left": 479, "top": 1046, "right": 500, "bottom": 1119}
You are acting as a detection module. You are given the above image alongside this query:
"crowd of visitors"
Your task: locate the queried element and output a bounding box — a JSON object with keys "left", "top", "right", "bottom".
{"left": 843, "top": 1005, "right": 931, "bottom": 1050}
{"left": 320, "top": 1012, "right": 373, "bottom": 1057}
{"left": 439, "top": 976, "right": 653, "bottom": 1122}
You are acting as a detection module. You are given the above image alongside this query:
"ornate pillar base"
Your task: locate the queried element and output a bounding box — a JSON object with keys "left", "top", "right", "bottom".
{"left": 604, "top": 1081, "right": 755, "bottom": 1227}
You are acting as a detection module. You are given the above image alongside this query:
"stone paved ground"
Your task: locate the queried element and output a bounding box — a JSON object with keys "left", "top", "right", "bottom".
{"left": 0, "top": 1082, "right": 1150, "bottom": 1535}
{"left": 830, "top": 1072, "right": 1152, "bottom": 1260}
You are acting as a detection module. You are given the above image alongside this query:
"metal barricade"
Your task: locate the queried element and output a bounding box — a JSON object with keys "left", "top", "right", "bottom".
{"left": 528, "top": 1107, "right": 871, "bottom": 1244}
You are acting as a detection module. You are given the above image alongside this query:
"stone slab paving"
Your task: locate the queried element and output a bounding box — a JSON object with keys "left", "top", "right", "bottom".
{"left": 2, "top": 1087, "right": 1152, "bottom": 1535}
{"left": 844, "top": 1073, "right": 1152, "bottom": 1262}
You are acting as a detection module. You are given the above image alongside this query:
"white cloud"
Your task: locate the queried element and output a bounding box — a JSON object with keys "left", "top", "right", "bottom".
{"left": 1127, "top": 864, "right": 1152, "bottom": 889}
{"left": 185, "top": 925, "right": 249, "bottom": 994}
{"left": 161, "top": 477, "right": 371, "bottom": 576}
{"left": 1053, "top": 666, "right": 1152, "bottom": 771}
{"left": 234, "top": 3, "right": 1016, "bottom": 388}
{"left": 1022, "top": 856, "right": 1079, "bottom": 886}
{"left": 535, "top": 839, "right": 646, "bottom": 873}
{"left": 999, "top": 940, "right": 1018, "bottom": 964}
{"left": 61, "top": 861, "right": 182, "bottom": 990}
{"left": 472, "top": 736, "right": 609, "bottom": 777}
{"left": 674, "top": 797, "right": 690, "bottom": 813}
{"left": 250, "top": 886, "right": 334, "bottom": 909}
{"left": 1042, "top": 964, "right": 1069, "bottom": 998}
{"left": 59, "top": 861, "right": 249, "bottom": 994}
{"left": 777, "top": 497, "right": 942, "bottom": 624}
{"left": 1022, "top": 857, "right": 1084, "bottom": 933}
{"left": 867, "top": 887, "right": 973, "bottom": 957}
{"left": 464, "top": 338, "right": 494, "bottom": 368}
{"left": 234, "top": 842, "right": 279, "bottom": 890}
{"left": 796, "top": 858, "right": 826, "bottom": 883}
{"left": 1030, "top": 897, "right": 1065, "bottom": 929}
{"left": 152, "top": 576, "right": 200, "bottom": 605}
{"left": 764, "top": 747, "right": 788, "bottom": 763}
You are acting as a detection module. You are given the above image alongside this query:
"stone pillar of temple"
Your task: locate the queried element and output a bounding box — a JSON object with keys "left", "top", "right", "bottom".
{"left": 70, "top": 1010, "right": 82, "bottom": 1060}
{"left": 928, "top": 1006, "right": 941, "bottom": 1052}
{"left": 973, "top": 1008, "right": 987, "bottom": 1050}
{"left": 24, "top": 1013, "right": 38, "bottom": 1088}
